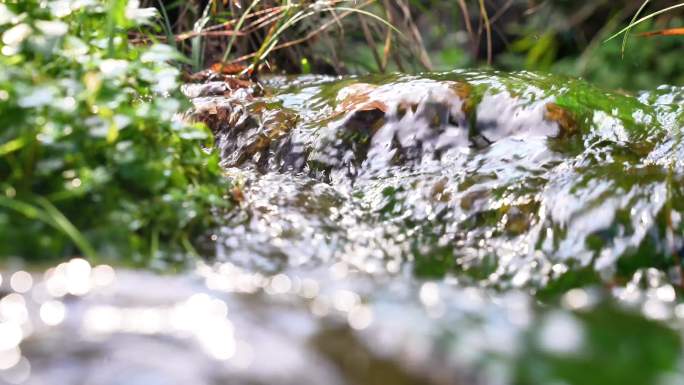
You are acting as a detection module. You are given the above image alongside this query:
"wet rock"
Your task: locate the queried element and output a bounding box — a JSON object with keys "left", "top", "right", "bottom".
{"left": 179, "top": 71, "right": 684, "bottom": 291}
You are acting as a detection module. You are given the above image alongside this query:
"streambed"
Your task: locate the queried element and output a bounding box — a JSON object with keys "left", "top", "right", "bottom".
{"left": 2, "top": 71, "right": 684, "bottom": 385}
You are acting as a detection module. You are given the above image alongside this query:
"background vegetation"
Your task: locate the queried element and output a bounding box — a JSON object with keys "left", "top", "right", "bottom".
{"left": 142, "top": 0, "right": 684, "bottom": 90}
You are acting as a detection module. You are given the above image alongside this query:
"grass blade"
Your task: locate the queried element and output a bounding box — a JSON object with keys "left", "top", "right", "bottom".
{"left": 191, "top": 0, "right": 214, "bottom": 71}
{"left": 252, "top": 9, "right": 312, "bottom": 68}
{"left": 478, "top": 0, "right": 492, "bottom": 64}
{"left": 0, "top": 196, "right": 99, "bottom": 260}
{"left": 606, "top": 2, "right": 684, "bottom": 43}
{"left": 155, "top": 0, "right": 176, "bottom": 49}
{"left": 332, "top": 6, "right": 405, "bottom": 38}
{"left": 222, "top": 0, "right": 263, "bottom": 62}
{"left": 34, "top": 197, "right": 99, "bottom": 260}
{"left": 620, "top": 0, "right": 650, "bottom": 58}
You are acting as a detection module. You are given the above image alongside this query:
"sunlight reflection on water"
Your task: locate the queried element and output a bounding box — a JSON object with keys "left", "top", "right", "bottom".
{"left": 0, "top": 256, "right": 683, "bottom": 385}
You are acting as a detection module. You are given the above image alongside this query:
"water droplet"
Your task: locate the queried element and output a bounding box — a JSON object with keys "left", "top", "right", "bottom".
{"left": 39, "top": 301, "right": 66, "bottom": 326}
{"left": 9, "top": 272, "right": 32, "bottom": 294}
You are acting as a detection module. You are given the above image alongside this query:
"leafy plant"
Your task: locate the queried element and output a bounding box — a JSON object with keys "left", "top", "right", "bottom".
{"left": 0, "top": 0, "right": 228, "bottom": 265}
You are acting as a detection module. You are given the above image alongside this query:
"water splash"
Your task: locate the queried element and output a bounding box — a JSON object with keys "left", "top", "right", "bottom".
{"left": 189, "top": 71, "right": 684, "bottom": 294}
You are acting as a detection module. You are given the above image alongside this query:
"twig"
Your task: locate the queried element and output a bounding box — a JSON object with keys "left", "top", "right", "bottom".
{"left": 457, "top": 0, "right": 476, "bottom": 57}
{"left": 360, "top": 16, "right": 385, "bottom": 72}
{"left": 478, "top": 0, "right": 492, "bottom": 64}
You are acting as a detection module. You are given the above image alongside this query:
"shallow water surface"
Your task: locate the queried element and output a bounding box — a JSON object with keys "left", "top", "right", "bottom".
{"left": 3, "top": 71, "right": 684, "bottom": 385}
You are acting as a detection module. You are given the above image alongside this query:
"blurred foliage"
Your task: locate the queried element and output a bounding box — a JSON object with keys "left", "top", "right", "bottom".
{"left": 403, "top": 0, "right": 684, "bottom": 90}
{"left": 141, "top": 0, "right": 432, "bottom": 75}
{"left": 142, "top": 0, "right": 684, "bottom": 91}
{"left": 516, "top": 305, "right": 682, "bottom": 385}
{"left": 0, "top": 0, "right": 228, "bottom": 265}
{"left": 494, "top": 3, "right": 684, "bottom": 90}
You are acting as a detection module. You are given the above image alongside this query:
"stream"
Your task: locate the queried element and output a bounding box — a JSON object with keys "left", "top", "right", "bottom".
{"left": 2, "top": 70, "right": 684, "bottom": 385}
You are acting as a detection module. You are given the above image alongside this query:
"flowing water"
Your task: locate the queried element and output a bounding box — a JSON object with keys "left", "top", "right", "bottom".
{"left": 3, "top": 71, "right": 684, "bottom": 385}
